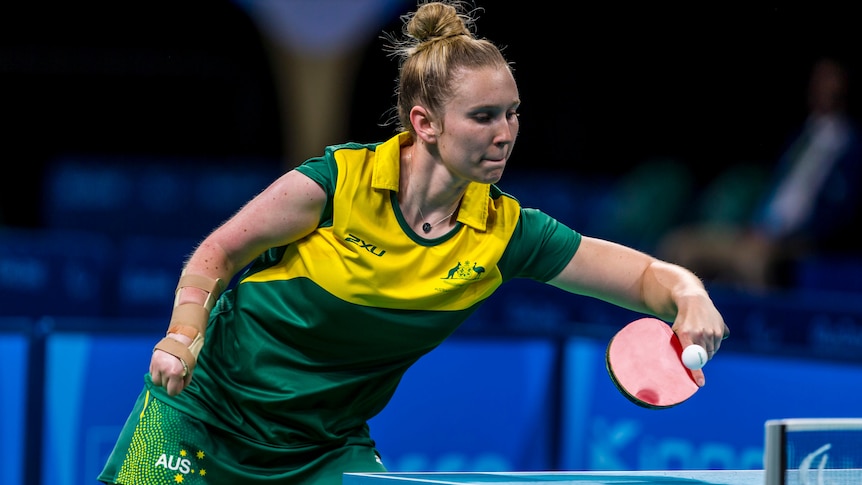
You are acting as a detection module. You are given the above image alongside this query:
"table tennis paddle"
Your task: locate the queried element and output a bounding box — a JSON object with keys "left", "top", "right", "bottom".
{"left": 606, "top": 317, "right": 700, "bottom": 409}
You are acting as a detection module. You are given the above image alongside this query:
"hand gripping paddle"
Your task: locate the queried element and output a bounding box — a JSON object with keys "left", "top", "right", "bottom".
{"left": 606, "top": 317, "right": 700, "bottom": 409}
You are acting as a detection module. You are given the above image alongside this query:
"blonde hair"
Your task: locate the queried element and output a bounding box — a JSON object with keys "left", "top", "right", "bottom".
{"left": 382, "top": 0, "right": 512, "bottom": 135}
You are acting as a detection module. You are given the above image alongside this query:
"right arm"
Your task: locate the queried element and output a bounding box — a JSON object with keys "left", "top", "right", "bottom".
{"left": 150, "top": 169, "right": 327, "bottom": 396}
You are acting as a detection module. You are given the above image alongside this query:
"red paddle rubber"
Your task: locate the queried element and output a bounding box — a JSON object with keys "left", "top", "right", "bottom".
{"left": 606, "top": 317, "right": 699, "bottom": 409}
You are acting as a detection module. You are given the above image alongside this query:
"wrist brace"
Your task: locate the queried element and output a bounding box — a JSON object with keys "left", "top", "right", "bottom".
{"left": 153, "top": 272, "right": 225, "bottom": 376}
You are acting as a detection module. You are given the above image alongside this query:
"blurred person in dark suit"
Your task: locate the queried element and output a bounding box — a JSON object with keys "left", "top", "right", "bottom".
{"left": 657, "top": 57, "right": 862, "bottom": 291}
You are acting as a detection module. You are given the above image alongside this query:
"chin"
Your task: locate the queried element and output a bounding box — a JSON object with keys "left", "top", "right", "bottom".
{"left": 483, "top": 168, "right": 506, "bottom": 184}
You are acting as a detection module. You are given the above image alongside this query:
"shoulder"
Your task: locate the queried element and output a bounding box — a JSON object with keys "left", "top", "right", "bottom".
{"left": 295, "top": 139, "right": 391, "bottom": 191}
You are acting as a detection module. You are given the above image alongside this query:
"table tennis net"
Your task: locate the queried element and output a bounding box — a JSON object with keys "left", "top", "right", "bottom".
{"left": 764, "top": 418, "right": 862, "bottom": 485}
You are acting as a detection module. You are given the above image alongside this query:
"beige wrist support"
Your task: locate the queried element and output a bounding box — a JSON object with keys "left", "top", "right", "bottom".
{"left": 153, "top": 273, "right": 225, "bottom": 376}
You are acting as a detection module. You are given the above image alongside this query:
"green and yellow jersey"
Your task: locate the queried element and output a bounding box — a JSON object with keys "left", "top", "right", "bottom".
{"left": 103, "top": 132, "right": 580, "bottom": 484}
{"left": 157, "top": 130, "right": 580, "bottom": 441}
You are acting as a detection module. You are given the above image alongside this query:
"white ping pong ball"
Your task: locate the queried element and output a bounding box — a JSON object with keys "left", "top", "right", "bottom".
{"left": 682, "top": 344, "right": 707, "bottom": 370}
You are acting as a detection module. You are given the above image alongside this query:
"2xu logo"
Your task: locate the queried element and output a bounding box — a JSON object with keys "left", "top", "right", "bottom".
{"left": 345, "top": 233, "right": 386, "bottom": 257}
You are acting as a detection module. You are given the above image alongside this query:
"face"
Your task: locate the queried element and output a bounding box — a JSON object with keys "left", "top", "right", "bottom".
{"left": 434, "top": 65, "right": 520, "bottom": 184}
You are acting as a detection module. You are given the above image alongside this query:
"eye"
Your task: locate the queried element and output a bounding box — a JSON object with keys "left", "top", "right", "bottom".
{"left": 506, "top": 110, "right": 520, "bottom": 121}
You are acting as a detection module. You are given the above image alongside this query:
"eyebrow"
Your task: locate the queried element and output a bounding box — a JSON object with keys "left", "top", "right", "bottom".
{"left": 468, "top": 101, "right": 521, "bottom": 112}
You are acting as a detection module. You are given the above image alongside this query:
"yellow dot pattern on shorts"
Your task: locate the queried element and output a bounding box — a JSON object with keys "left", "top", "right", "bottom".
{"left": 116, "top": 394, "right": 208, "bottom": 484}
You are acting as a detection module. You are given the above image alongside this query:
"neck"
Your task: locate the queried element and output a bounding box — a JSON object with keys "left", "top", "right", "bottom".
{"left": 403, "top": 145, "right": 461, "bottom": 234}
{"left": 417, "top": 204, "right": 458, "bottom": 234}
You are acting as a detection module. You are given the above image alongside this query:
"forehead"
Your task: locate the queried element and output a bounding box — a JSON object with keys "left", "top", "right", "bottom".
{"left": 448, "top": 65, "right": 519, "bottom": 109}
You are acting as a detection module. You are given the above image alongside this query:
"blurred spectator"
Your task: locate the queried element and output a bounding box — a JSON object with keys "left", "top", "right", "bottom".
{"left": 656, "top": 57, "right": 862, "bottom": 292}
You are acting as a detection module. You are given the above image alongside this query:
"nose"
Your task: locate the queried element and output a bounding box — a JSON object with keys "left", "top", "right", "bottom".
{"left": 496, "top": 117, "right": 518, "bottom": 145}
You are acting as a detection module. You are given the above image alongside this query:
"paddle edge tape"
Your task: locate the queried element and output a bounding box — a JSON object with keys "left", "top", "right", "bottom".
{"left": 605, "top": 317, "right": 696, "bottom": 410}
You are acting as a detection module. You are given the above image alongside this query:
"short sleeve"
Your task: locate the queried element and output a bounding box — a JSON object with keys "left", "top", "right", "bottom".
{"left": 498, "top": 208, "right": 581, "bottom": 282}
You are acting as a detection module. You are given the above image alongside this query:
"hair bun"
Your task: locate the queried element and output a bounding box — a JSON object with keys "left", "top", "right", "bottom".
{"left": 407, "top": 2, "right": 472, "bottom": 44}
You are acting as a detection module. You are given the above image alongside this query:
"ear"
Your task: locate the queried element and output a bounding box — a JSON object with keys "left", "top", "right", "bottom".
{"left": 409, "top": 105, "right": 439, "bottom": 144}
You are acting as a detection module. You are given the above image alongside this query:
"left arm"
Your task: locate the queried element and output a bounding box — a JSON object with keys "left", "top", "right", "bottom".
{"left": 548, "top": 236, "right": 729, "bottom": 358}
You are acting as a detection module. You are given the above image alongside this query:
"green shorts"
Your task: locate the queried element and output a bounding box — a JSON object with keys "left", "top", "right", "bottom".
{"left": 99, "top": 386, "right": 387, "bottom": 485}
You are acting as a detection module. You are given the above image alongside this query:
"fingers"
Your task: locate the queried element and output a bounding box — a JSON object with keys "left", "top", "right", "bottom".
{"left": 671, "top": 307, "right": 728, "bottom": 389}
{"left": 690, "top": 368, "right": 705, "bottom": 388}
{"left": 150, "top": 370, "right": 188, "bottom": 396}
{"left": 150, "top": 350, "right": 190, "bottom": 397}
{"left": 676, "top": 325, "right": 728, "bottom": 359}
{"left": 709, "top": 325, "right": 730, "bottom": 357}
{"left": 701, "top": 337, "right": 721, "bottom": 360}
{"left": 165, "top": 376, "right": 188, "bottom": 397}
{"left": 674, "top": 334, "right": 708, "bottom": 387}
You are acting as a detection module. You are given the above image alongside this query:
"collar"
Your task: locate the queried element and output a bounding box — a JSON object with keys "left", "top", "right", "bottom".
{"left": 371, "top": 132, "right": 491, "bottom": 232}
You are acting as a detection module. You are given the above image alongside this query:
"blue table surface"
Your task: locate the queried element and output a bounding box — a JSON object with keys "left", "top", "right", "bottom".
{"left": 342, "top": 470, "right": 765, "bottom": 485}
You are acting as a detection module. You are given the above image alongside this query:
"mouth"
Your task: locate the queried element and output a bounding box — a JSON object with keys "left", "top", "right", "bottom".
{"left": 484, "top": 154, "right": 507, "bottom": 164}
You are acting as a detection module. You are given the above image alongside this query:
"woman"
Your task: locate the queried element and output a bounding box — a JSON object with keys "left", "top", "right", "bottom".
{"left": 99, "top": 1, "right": 728, "bottom": 484}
